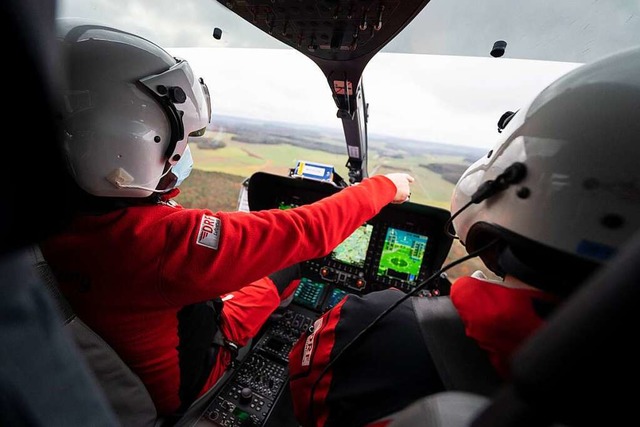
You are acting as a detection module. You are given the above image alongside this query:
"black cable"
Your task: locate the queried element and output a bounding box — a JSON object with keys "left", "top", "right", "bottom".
{"left": 443, "top": 178, "right": 499, "bottom": 240}
{"left": 306, "top": 238, "right": 500, "bottom": 426}
{"left": 443, "top": 162, "right": 527, "bottom": 240}
{"left": 444, "top": 200, "right": 472, "bottom": 239}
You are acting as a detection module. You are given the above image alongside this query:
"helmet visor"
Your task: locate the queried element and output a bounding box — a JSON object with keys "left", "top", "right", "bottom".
{"left": 139, "top": 59, "right": 211, "bottom": 165}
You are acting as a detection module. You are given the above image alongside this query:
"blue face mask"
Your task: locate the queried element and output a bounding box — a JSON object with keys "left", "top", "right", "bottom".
{"left": 171, "top": 145, "right": 193, "bottom": 187}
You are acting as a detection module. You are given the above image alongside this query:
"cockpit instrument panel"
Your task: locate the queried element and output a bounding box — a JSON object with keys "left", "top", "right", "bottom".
{"left": 249, "top": 172, "right": 453, "bottom": 312}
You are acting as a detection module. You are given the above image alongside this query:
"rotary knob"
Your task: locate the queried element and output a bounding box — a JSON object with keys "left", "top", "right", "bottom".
{"left": 239, "top": 387, "right": 252, "bottom": 404}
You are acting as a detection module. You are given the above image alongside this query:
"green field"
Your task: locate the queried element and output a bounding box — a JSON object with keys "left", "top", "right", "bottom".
{"left": 370, "top": 156, "right": 463, "bottom": 209}
{"left": 190, "top": 130, "right": 470, "bottom": 209}
{"left": 192, "top": 133, "right": 349, "bottom": 179}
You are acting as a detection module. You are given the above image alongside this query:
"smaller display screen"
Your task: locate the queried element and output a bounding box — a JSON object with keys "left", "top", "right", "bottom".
{"left": 278, "top": 201, "right": 298, "bottom": 210}
{"left": 232, "top": 407, "right": 250, "bottom": 421}
{"left": 377, "top": 227, "right": 428, "bottom": 284}
{"left": 293, "top": 277, "right": 327, "bottom": 309}
{"left": 330, "top": 223, "right": 373, "bottom": 268}
{"left": 324, "top": 288, "right": 349, "bottom": 310}
{"left": 264, "top": 337, "right": 287, "bottom": 353}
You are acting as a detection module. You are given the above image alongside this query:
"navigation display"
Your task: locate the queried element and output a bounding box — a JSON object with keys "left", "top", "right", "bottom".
{"left": 377, "top": 227, "right": 428, "bottom": 284}
{"left": 330, "top": 224, "right": 373, "bottom": 268}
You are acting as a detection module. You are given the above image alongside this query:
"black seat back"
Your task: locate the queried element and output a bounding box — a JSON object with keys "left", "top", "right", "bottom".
{"left": 412, "top": 296, "right": 502, "bottom": 397}
{"left": 30, "top": 246, "right": 160, "bottom": 427}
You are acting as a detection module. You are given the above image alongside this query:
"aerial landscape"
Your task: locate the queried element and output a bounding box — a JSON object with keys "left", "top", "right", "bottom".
{"left": 187, "top": 114, "right": 486, "bottom": 209}
{"left": 176, "top": 115, "right": 491, "bottom": 281}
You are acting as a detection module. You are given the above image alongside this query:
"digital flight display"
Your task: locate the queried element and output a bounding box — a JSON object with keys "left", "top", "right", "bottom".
{"left": 250, "top": 172, "right": 453, "bottom": 298}
{"left": 377, "top": 227, "right": 428, "bottom": 284}
{"left": 329, "top": 223, "right": 373, "bottom": 268}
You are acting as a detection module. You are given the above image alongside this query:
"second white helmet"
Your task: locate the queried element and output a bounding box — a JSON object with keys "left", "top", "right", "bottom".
{"left": 451, "top": 46, "right": 640, "bottom": 294}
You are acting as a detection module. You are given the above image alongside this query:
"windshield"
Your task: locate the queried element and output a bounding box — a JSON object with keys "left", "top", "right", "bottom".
{"left": 57, "top": 0, "right": 639, "bottom": 280}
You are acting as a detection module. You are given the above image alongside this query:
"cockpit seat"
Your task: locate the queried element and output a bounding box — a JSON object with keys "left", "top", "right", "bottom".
{"left": 29, "top": 245, "right": 160, "bottom": 427}
{"left": 29, "top": 244, "right": 238, "bottom": 427}
{"left": 413, "top": 295, "right": 502, "bottom": 397}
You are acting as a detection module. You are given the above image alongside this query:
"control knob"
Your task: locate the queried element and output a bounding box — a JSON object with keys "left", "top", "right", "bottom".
{"left": 239, "top": 387, "right": 253, "bottom": 404}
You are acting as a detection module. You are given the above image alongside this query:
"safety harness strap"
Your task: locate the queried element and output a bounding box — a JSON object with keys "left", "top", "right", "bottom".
{"left": 412, "top": 296, "right": 501, "bottom": 396}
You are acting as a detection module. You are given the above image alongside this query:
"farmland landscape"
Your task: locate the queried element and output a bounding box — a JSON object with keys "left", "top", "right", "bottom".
{"left": 175, "top": 115, "right": 494, "bottom": 282}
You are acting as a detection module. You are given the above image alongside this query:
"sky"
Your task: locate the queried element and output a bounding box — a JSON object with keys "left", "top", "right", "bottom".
{"left": 57, "top": 0, "right": 637, "bottom": 149}
{"left": 169, "top": 47, "right": 580, "bottom": 149}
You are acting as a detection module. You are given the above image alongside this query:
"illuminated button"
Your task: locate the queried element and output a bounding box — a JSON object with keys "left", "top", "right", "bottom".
{"left": 355, "top": 278, "right": 365, "bottom": 288}
{"left": 320, "top": 267, "right": 329, "bottom": 277}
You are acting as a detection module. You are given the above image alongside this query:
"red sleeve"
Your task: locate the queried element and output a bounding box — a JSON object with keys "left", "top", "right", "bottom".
{"left": 450, "top": 276, "right": 558, "bottom": 379}
{"left": 159, "top": 175, "right": 396, "bottom": 305}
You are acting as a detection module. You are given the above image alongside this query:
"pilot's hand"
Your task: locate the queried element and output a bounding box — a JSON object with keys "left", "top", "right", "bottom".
{"left": 384, "top": 173, "right": 415, "bottom": 203}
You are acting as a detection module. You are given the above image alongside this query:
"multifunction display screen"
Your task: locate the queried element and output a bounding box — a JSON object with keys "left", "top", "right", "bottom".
{"left": 329, "top": 223, "right": 373, "bottom": 268}
{"left": 377, "top": 227, "right": 428, "bottom": 284}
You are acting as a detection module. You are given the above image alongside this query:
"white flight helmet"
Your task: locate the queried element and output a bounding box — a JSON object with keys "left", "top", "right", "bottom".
{"left": 56, "top": 18, "right": 211, "bottom": 198}
{"left": 451, "top": 46, "right": 640, "bottom": 295}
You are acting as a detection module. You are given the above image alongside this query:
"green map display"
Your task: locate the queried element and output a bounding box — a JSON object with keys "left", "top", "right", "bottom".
{"left": 330, "top": 224, "right": 373, "bottom": 268}
{"left": 377, "top": 227, "right": 428, "bottom": 283}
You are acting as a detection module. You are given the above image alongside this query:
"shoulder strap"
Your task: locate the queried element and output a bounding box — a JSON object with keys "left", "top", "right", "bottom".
{"left": 411, "top": 296, "right": 501, "bottom": 396}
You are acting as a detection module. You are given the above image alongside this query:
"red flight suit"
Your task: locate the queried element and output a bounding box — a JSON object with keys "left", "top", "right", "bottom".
{"left": 40, "top": 175, "right": 397, "bottom": 414}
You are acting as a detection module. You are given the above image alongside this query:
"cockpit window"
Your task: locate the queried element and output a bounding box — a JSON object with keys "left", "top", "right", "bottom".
{"left": 57, "top": 0, "right": 638, "bottom": 280}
